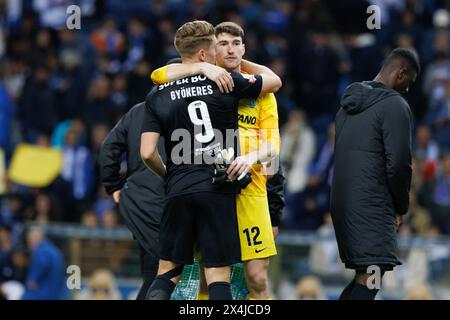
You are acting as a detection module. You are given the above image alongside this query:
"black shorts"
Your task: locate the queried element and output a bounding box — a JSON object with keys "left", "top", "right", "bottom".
{"left": 119, "top": 182, "right": 164, "bottom": 258}
{"left": 159, "top": 192, "right": 241, "bottom": 267}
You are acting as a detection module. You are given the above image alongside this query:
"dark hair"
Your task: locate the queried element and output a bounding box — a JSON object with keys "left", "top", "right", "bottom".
{"left": 215, "top": 21, "right": 244, "bottom": 40}
{"left": 383, "top": 48, "right": 421, "bottom": 75}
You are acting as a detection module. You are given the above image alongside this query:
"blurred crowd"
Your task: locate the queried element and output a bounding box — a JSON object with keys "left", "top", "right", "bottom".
{"left": 1, "top": 0, "right": 450, "bottom": 299}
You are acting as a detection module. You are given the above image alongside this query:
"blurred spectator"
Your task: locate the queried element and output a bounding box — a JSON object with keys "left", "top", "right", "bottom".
{"left": 422, "top": 51, "right": 450, "bottom": 108}
{"left": 90, "top": 17, "right": 125, "bottom": 59}
{"left": 344, "top": 33, "right": 382, "bottom": 83}
{"left": 0, "top": 223, "right": 14, "bottom": 283}
{"left": 54, "top": 49, "right": 89, "bottom": 121}
{"left": 51, "top": 118, "right": 87, "bottom": 149}
{"left": 2, "top": 59, "right": 27, "bottom": 103}
{"left": 295, "top": 275, "right": 327, "bottom": 300}
{"left": 263, "top": 1, "right": 291, "bottom": 35}
{"left": 79, "top": 268, "right": 121, "bottom": 300}
{"left": 102, "top": 208, "right": 119, "bottom": 229}
{"left": 424, "top": 153, "right": 450, "bottom": 233}
{"left": 0, "top": 81, "right": 13, "bottom": 154}
{"left": 0, "top": 193, "right": 24, "bottom": 238}
{"left": 237, "top": 0, "right": 261, "bottom": 26}
{"left": 397, "top": 9, "right": 424, "bottom": 50}
{"left": 127, "top": 60, "right": 152, "bottom": 107}
{"left": 35, "top": 134, "right": 50, "bottom": 147}
{"left": 21, "top": 227, "right": 65, "bottom": 300}
{"left": 111, "top": 73, "right": 128, "bottom": 112}
{"left": 429, "top": 80, "right": 450, "bottom": 148}
{"left": 93, "top": 186, "right": 115, "bottom": 224}
{"left": 0, "top": 224, "right": 27, "bottom": 286}
{"left": 84, "top": 75, "right": 119, "bottom": 128}
{"left": 29, "top": 28, "right": 56, "bottom": 68}
{"left": 90, "top": 124, "right": 109, "bottom": 156}
{"left": 296, "top": 30, "right": 341, "bottom": 117}
{"left": 281, "top": 110, "right": 316, "bottom": 229}
{"left": 415, "top": 125, "right": 440, "bottom": 162}
{"left": 405, "top": 282, "right": 433, "bottom": 300}
{"left": 0, "top": 246, "right": 27, "bottom": 300}
{"left": 308, "top": 123, "right": 335, "bottom": 188}
{"left": 80, "top": 210, "right": 97, "bottom": 228}
{"left": 90, "top": 123, "right": 110, "bottom": 187}
{"left": 293, "top": 123, "right": 335, "bottom": 230}
{"left": 18, "top": 65, "right": 57, "bottom": 142}
{"left": 7, "top": 12, "right": 37, "bottom": 61}
{"left": 32, "top": 0, "right": 73, "bottom": 30}
{"left": 0, "top": 0, "right": 20, "bottom": 41}
{"left": 404, "top": 246, "right": 430, "bottom": 296}
{"left": 309, "top": 213, "right": 343, "bottom": 275}
{"left": 57, "top": 29, "right": 97, "bottom": 72}
{"left": 281, "top": 110, "right": 316, "bottom": 194}
{"left": 406, "top": 191, "right": 434, "bottom": 235}
{"left": 24, "top": 193, "right": 60, "bottom": 225}
{"left": 156, "top": 15, "right": 178, "bottom": 64}
{"left": 58, "top": 128, "right": 94, "bottom": 222}
{"left": 123, "top": 17, "right": 159, "bottom": 72}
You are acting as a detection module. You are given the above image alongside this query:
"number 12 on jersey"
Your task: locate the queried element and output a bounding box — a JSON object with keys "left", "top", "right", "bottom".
{"left": 243, "top": 226, "right": 262, "bottom": 247}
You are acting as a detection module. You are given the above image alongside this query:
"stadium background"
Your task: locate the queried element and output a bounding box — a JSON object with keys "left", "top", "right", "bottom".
{"left": 0, "top": 0, "right": 450, "bottom": 300}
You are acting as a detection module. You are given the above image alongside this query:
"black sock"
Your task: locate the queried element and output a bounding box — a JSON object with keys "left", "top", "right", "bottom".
{"left": 339, "top": 279, "right": 356, "bottom": 300}
{"left": 208, "top": 282, "right": 232, "bottom": 300}
{"left": 145, "top": 276, "right": 176, "bottom": 300}
{"left": 348, "top": 283, "right": 379, "bottom": 300}
{"left": 137, "top": 272, "right": 156, "bottom": 300}
{"left": 137, "top": 251, "right": 159, "bottom": 300}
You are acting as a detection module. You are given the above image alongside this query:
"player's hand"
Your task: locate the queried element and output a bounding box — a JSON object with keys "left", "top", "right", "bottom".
{"left": 396, "top": 213, "right": 402, "bottom": 232}
{"left": 227, "top": 156, "right": 252, "bottom": 181}
{"left": 113, "top": 190, "right": 121, "bottom": 204}
{"left": 199, "top": 63, "right": 234, "bottom": 93}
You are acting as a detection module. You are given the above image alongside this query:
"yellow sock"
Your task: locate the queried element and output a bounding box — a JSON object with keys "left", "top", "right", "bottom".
{"left": 196, "top": 292, "right": 209, "bottom": 300}
{"left": 246, "top": 297, "right": 271, "bottom": 300}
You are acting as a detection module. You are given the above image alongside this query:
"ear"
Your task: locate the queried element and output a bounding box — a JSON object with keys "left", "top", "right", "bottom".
{"left": 197, "top": 49, "right": 206, "bottom": 62}
{"left": 397, "top": 68, "right": 406, "bottom": 81}
{"left": 242, "top": 43, "right": 246, "bottom": 56}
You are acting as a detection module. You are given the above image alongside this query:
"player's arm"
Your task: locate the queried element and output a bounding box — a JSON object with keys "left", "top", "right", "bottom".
{"left": 227, "top": 141, "right": 278, "bottom": 181}
{"left": 140, "top": 97, "right": 166, "bottom": 180}
{"left": 98, "top": 110, "right": 131, "bottom": 203}
{"left": 382, "top": 97, "right": 412, "bottom": 216}
{"left": 151, "top": 63, "right": 234, "bottom": 93}
{"left": 140, "top": 132, "right": 166, "bottom": 180}
{"left": 260, "top": 93, "right": 281, "bottom": 176}
{"left": 227, "top": 94, "right": 280, "bottom": 180}
{"left": 240, "top": 59, "right": 282, "bottom": 94}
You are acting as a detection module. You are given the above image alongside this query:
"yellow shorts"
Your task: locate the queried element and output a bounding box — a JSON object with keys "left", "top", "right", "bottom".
{"left": 236, "top": 194, "right": 277, "bottom": 261}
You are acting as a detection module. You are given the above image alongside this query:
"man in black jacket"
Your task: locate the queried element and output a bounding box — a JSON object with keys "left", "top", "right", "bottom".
{"left": 331, "top": 48, "right": 420, "bottom": 300}
{"left": 99, "top": 102, "right": 166, "bottom": 300}
{"left": 267, "top": 166, "right": 285, "bottom": 237}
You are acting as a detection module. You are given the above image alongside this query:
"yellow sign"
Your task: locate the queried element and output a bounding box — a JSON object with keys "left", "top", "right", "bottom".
{"left": 8, "top": 144, "right": 63, "bottom": 188}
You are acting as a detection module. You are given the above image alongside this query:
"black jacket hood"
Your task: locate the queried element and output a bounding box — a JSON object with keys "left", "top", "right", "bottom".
{"left": 340, "top": 81, "right": 399, "bottom": 115}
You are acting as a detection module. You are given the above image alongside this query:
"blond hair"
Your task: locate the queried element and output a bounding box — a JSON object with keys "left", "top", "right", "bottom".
{"left": 174, "top": 20, "right": 215, "bottom": 58}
